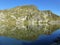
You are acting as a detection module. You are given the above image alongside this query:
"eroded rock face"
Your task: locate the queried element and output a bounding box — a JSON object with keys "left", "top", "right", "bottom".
{"left": 0, "top": 5, "right": 60, "bottom": 40}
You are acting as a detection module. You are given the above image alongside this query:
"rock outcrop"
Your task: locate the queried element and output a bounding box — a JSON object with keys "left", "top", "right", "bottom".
{"left": 0, "top": 5, "right": 60, "bottom": 40}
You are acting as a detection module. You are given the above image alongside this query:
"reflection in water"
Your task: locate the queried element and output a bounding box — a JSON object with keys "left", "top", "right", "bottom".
{"left": 1, "top": 23, "right": 60, "bottom": 41}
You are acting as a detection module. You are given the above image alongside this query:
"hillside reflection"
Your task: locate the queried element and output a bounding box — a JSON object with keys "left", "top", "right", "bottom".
{"left": 2, "top": 23, "right": 60, "bottom": 41}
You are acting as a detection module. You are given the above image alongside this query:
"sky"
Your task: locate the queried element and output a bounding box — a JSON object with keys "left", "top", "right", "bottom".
{"left": 0, "top": 0, "right": 60, "bottom": 16}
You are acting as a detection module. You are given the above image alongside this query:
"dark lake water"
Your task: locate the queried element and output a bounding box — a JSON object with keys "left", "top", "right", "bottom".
{"left": 0, "top": 29, "right": 60, "bottom": 45}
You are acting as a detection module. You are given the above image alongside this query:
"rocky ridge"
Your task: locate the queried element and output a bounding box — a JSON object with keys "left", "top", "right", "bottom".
{"left": 0, "top": 5, "right": 60, "bottom": 40}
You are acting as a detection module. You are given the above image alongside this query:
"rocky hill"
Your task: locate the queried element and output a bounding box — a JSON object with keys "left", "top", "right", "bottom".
{"left": 0, "top": 5, "right": 60, "bottom": 40}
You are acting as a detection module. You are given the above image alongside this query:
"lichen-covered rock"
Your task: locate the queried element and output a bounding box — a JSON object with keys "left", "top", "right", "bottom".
{"left": 0, "top": 5, "right": 60, "bottom": 40}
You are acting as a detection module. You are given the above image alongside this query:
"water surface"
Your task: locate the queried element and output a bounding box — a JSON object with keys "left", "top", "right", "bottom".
{"left": 0, "top": 24, "right": 60, "bottom": 45}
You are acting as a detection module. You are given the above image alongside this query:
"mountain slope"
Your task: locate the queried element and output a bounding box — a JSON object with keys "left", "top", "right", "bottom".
{"left": 0, "top": 5, "right": 60, "bottom": 40}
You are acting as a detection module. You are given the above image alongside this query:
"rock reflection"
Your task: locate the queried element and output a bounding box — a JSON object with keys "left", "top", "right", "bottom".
{"left": 2, "top": 23, "right": 60, "bottom": 41}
